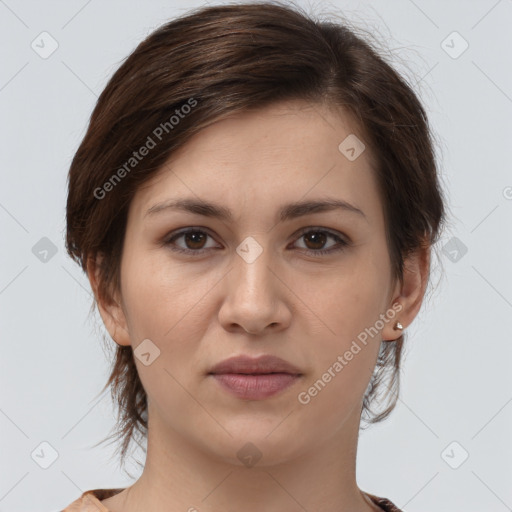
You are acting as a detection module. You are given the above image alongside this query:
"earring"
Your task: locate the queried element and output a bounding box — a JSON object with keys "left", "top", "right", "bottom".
{"left": 394, "top": 321, "right": 403, "bottom": 331}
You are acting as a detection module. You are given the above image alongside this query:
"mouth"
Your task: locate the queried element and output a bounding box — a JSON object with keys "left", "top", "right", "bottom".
{"left": 208, "top": 354, "right": 303, "bottom": 400}
{"left": 209, "top": 373, "right": 302, "bottom": 400}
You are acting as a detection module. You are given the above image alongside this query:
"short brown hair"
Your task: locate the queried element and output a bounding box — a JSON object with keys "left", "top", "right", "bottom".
{"left": 65, "top": 0, "right": 446, "bottom": 470}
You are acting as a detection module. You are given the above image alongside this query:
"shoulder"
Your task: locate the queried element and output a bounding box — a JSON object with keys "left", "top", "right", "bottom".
{"left": 365, "top": 492, "right": 404, "bottom": 512}
{"left": 59, "top": 488, "right": 401, "bottom": 512}
{"left": 59, "top": 488, "right": 125, "bottom": 512}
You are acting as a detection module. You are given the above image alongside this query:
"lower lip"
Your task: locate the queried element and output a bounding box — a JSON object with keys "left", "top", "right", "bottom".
{"left": 210, "top": 373, "right": 301, "bottom": 399}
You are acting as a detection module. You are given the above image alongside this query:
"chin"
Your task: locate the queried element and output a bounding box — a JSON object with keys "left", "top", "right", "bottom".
{"left": 198, "top": 422, "right": 309, "bottom": 468}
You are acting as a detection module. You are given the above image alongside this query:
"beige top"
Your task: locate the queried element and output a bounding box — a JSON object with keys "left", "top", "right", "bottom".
{"left": 60, "top": 487, "right": 404, "bottom": 511}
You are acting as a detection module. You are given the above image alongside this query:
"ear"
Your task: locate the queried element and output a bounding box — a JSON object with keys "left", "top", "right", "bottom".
{"left": 86, "top": 254, "right": 131, "bottom": 346}
{"left": 382, "top": 244, "right": 430, "bottom": 342}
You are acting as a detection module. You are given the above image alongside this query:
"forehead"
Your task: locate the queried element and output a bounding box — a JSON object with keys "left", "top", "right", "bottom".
{"left": 131, "top": 99, "right": 382, "bottom": 226}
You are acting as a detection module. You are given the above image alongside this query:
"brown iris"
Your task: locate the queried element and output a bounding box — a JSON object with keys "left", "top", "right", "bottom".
{"left": 302, "top": 231, "right": 327, "bottom": 250}
{"left": 184, "top": 231, "right": 207, "bottom": 249}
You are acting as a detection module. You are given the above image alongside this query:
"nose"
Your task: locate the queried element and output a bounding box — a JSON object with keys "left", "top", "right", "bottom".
{"left": 218, "top": 245, "right": 291, "bottom": 335}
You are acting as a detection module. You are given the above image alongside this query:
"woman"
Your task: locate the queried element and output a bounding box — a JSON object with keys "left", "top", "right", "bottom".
{"left": 62, "top": 1, "right": 446, "bottom": 511}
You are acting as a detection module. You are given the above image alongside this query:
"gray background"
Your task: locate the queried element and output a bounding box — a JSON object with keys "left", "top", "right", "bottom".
{"left": 1, "top": 0, "right": 511, "bottom": 511}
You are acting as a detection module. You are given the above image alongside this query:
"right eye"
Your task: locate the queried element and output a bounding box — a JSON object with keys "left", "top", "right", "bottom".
{"left": 163, "top": 228, "right": 219, "bottom": 255}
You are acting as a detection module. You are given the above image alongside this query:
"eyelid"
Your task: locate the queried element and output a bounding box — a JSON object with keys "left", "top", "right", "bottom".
{"left": 292, "top": 225, "right": 349, "bottom": 243}
{"left": 161, "top": 227, "right": 220, "bottom": 252}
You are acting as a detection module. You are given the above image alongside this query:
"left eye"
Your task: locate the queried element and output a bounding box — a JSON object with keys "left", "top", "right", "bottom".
{"left": 293, "top": 229, "right": 348, "bottom": 255}
{"left": 163, "top": 228, "right": 349, "bottom": 256}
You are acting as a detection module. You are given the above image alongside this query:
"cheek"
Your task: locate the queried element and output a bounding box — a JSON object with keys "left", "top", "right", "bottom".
{"left": 301, "top": 256, "right": 386, "bottom": 339}
{"left": 120, "top": 246, "right": 208, "bottom": 338}
{"left": 119, "top": 252, "right": 211, "bottom": 409}
{"left": 295, "top": 284, "right": 381, "bottom": 422}
{"left": 119, "top": 248, "right": 225, "bottom": 398}
{"left": 294, "top": 255, "right": 387, "bottom": 388}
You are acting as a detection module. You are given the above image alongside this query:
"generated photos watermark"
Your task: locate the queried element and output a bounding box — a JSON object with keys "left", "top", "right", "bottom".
{"left": 297, "top": 302, "right": 403, "bottom": 405}
{"left": 93, "top": 97, "right": 198, "bottom": 200}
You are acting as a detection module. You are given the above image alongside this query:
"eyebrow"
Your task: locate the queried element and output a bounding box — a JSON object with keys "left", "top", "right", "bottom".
{"left": 144, "top": 197, "right": 367, "bottom": 223}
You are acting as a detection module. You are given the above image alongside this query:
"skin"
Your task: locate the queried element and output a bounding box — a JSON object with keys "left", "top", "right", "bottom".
{"left": 88, "top": 99, "right": 429, "bottom": 512}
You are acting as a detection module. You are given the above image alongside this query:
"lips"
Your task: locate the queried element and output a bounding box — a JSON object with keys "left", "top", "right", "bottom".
{"left": 208, "top": 355, "right": 303, "bottom": 400}
{"left": 208, "top": 354, "right": 302, "bottom": 376}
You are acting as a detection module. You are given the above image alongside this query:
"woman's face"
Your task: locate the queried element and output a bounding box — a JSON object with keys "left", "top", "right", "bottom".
{"left": 105, "top": 99, "right": 406, "bottom": 465}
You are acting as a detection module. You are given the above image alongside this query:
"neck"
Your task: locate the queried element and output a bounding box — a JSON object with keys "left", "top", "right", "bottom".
{"left": 108, "top": 402, "right": 379, "bottom": 512}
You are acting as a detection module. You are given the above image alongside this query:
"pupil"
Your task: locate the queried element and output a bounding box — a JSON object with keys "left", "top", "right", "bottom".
{"left": 305, "top": 231, "right": 325, "bottom": 249}
{"left": 186, "top": 232, "right": 205, "bottom": 249}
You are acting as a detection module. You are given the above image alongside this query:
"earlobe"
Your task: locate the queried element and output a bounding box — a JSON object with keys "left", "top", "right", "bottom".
{"left": 382, "top": 303, "right": 405, "bottom": 342}
{"left": 382, "top": 246, "right": 430, "bottom": 342}
{"left": 96, "top": 297, "right": 131, "bottom": 347}
{"left": 86, "top": 254, "right": 131, "bottom": 347}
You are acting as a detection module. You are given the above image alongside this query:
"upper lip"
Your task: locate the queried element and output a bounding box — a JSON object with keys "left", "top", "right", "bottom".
{"left": 208, "top": 355, "right": 302, "bottom": 375}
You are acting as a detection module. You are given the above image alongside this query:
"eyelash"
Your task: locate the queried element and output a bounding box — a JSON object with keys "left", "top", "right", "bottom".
{"left": 163, "top": 227, "right": 349, "bottom": 257}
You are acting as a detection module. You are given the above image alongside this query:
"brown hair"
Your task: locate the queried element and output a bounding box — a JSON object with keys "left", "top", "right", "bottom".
{"left": 65, "top": 0, "right": 446, "bottom": 471}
